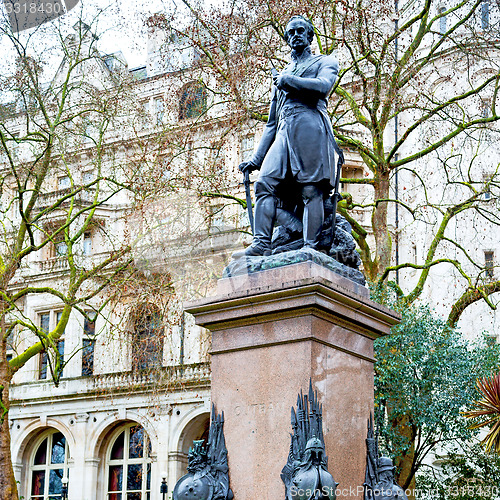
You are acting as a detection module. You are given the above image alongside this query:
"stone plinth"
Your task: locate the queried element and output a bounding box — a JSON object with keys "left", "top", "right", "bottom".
{"left": 185, "top": 261, "right": 400, "bottom": 500}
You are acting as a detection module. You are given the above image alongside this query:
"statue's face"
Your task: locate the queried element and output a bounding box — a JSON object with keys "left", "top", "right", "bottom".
{"left": 285, "top": 18, "right": 310, "bottom": 51}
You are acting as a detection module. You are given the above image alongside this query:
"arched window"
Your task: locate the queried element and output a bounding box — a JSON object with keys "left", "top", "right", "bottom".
{"left": 178, "top": 413, "right": 210, "bottom": 475}
{"left": 106, "top": 424, "right": 152, "bottom": 500}
{"left": 29, "top": 430, "right": 69, "bottom": 499}
{"left": 132, "top": 305, "right": 163, "bottom": 371}
{"left": 179, "top": 82, "right": 207, "bottom": 120}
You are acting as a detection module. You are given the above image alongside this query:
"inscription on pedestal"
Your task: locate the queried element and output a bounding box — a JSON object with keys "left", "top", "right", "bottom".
{"left": 234, "top": 401, "right": 284, "bottom": 417}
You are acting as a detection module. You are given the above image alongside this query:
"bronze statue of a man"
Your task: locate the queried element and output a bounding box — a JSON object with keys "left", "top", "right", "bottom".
{"left": 238, "top": 16, "right": 339, "bottom": 256}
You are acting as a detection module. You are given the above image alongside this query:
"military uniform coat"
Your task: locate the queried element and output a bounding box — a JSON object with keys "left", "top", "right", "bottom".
{"left": 250, "top": 49, "right": 339, "bottom": 187}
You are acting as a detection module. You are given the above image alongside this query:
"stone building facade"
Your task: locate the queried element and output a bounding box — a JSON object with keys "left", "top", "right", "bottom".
{"left": 3, "top": 5, "right": 500, "bottom": 499}
{"left": 3, "top": 25, "right": 238, "bottom": 500}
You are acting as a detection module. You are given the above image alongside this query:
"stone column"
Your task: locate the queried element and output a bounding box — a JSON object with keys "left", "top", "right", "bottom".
{"left": 168, "top": 451, "right": 188, "bottom": 494}
{"left": 12, "top": 462, "right": 23, "bottom": 490}
{"left": 70, "top": 412, "right": 90, "bottom": 499}
{"left": 84, "top": 458, "right": 101, "bottom": 500}
{"left": 185, "top": 261, "right": 400, "bottom": 500}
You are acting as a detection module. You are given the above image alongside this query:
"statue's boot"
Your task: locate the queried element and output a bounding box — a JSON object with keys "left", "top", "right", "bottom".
{"left": 301, "top": 184, "right": 324, "bottom": 250}
{"left": 232, "top": 193, "right": 277, "bottom": 258}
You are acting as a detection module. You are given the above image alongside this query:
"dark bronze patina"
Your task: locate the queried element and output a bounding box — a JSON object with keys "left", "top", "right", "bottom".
{"left": 281, "top": 381, "right": 338, "bottom": 500}
{"left": 364, "top": 415, "right": 408, "bottom": 500}
{"left": 173, "top": 405, "right": 233, "bottom": 500}
{"left": 236, "top": 16, "right": 356, "bottom": 263}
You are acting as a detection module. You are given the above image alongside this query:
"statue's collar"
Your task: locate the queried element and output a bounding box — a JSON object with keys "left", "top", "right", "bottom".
{"left": 291, "top": 46, "right": 312, "bottom": 63}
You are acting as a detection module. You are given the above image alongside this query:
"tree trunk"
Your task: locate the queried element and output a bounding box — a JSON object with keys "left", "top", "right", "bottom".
{"left": 0, "top": 373, "right": 18, "bottom": 500}
{"left": 0, "top": 298, "right": 18, "bottom": 500}
{"left": 369, "top": 170, "right": 392, "bottom": 281}
{"left": 392, "top": 414, "right": 416, "bottom": 500}
{"left": 396, "top": 448, "right": 416, "bottom": 500}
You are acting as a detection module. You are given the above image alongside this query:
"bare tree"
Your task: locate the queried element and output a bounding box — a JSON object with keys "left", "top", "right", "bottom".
{"left": 144, "top": 2, "right": 500, "bottom": 495}
{"left": 147, "top": 0, "right": 500, "bottom": 327}
{"left": 0, "top": 6, "right": 244, "bottom": 494}
{"left": 0, "top": 15, "right": 143, "bottom": 498}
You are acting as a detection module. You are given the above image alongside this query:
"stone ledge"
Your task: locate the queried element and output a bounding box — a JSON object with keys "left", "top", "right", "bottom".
{"left": 222, "top": 247, "right": 366, "bottom": 286}
{"left": 186, "top": 262, "right": 400, "bottom": 338}
{"left": 219, "top": 258, "right": 368, "bottom": 299}
{"left": 10, "top": 363, "right": 211, "bottom": 404}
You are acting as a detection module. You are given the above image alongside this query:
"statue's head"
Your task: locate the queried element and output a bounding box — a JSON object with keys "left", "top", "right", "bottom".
{"left": 377, "top": 456, "right": 396, "bottom": 481}
{"left": 304, "top": 436, "right": 324, "bottom": 465}
{"left": 284, "top": 16, "right": 315, "bottom": 51}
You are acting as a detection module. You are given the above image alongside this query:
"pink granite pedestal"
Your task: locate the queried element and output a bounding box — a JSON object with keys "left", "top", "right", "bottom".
{"left": 185, "top": 261, "right": 400, "bottom": 500}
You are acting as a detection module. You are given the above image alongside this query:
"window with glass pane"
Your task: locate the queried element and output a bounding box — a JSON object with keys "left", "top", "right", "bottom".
{"left": 40, "top": 313, "right": 50, "bottom": 332}
{"left": 30, "top": 431, "right": 69, "bottom": 500}
{"left": 56, "top": 340, "right": 65, "bottom": 370}
{"left": 56, "top": 312, "right": 65, "bottom": 375}
{"left": 6, "top": 328, "right": 14, "bottom": 350}
{"left": 6, "top": 326, "right": 14, "bottom": 364}
{"left": 82, "top": 338, "right": 95, "bottom": 376}
{"left": 82, "top": 313, "right": 96, "bottom": 376}
{"left": 132, "top": 307, "right": 163, "bottom": 371}
{"left": 57, "top": 176, "right": 70, "bottom": 190}
{"left": 46, "top": 228, "right": 66, "bottom": 259}
{"left": 209, "top": 204, "right": 225, "bottom": 232}
{"left": 179, "top": 83, "right": 207, "bottom": 120}
{"left": 241, "top": 135, "right": 254, "bottom": 163}
{"left": 84, "top": 315, "right": 96, "bottom": 336}
{"left": 439, "top": 7, "right": 447, "bottom": 35}
{"left": 107, "top": 425, "right": 151, "bottom": 499}
{"left": 485, "top": 251, "right": 495, "bottom": 279}
{"left": 39, "top": 351, "right": 48, "bottom": 380}
{"left": 38, "top": 312, "right": 65, "bottom": 380}
{"left": 481, "top": 0, "right": 489, "bottom": 30}
{"left": 154, "top": 97, "right": 165, "bottom": 125}
{"left": 55, "top": 241, "right": 68, "bottom": 256}
{"left": 82, "top": 170, "right": 94, "bottom": 184}
{"left": 83, "top": 232, "right": 92, "bottom": 255}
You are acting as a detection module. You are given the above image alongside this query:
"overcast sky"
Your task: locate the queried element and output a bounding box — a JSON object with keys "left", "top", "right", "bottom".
{"left": 92, "top": 0, "right": 172, "bottom": 68}
{"left": 0, "top": 0, "right": 189, "bottom": 72}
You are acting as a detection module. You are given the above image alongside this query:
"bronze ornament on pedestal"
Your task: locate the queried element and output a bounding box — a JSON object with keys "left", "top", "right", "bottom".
{"left": 281, "top": 381, "right": 338, "bottom": 500}
{"left": 364, "top": 415, "right": 408, "bottom": 500}
{"left": 173, "top": 405, "right": 233, "bottom": 500}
